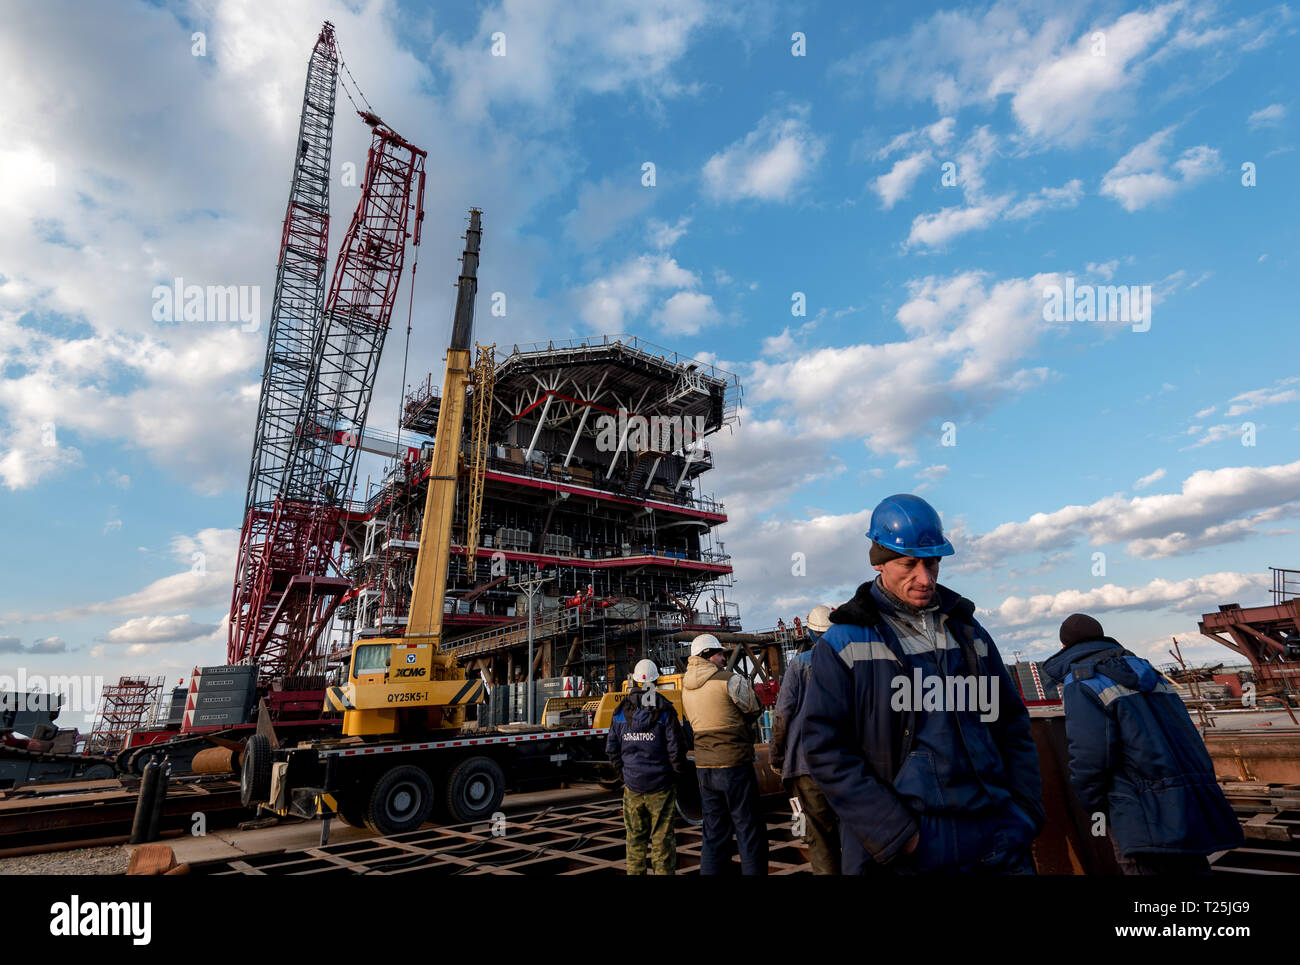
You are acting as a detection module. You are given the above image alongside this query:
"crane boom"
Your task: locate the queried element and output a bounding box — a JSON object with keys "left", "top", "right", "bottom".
{"left": 229, "top": 22, "right": 339, "bottom": 670}
{"left": 229, "top": 24, "right": 428, "bottom": 678}
{"left": 325, "top": 209, "right": 486, "bottom": 737}
{"left": 406, "top": 210, "right": 482, "bottom": 641}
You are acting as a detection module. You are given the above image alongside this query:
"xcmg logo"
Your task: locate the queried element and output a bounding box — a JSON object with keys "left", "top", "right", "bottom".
{"left": 394, "top": 667, "right": 427, "bottom": 678}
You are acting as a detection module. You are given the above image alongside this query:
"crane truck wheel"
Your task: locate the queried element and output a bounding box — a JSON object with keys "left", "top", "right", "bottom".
{"left": 364, "top": 765, "right": 434, "bottom": 835}
{"left": 335, "top": 796, "right": 369, "bottom": 830}
{"left": 443, "top": 756, "right": 505, "bottom": 824}
{"left": 674, "top": 763, "right": 702, "bottom": 825}
{"left": 240, "top": 734, "right": 272, "bottom": 808}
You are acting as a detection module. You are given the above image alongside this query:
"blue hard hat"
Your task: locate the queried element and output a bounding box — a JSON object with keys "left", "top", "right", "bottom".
{"left": 866, "top": 493, "right": 954, "bottom": 557}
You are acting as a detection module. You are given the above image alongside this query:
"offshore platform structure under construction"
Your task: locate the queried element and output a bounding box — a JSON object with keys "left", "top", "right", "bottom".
{"left": 334, "top": 335, "right": 745, "bottom": 714}
{"left": 228, "top": 21, "right": 427, "bottom": 688}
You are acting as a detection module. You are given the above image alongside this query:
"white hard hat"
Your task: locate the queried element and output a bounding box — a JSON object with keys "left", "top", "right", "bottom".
{"left": 632, "top": 659, "right": 659, "bottom": 685}
{"left": 807, "top": 605, "right": 832, "bottom": 633}
{"left": 690, "top": 633, "right": 723, "bottom": 658}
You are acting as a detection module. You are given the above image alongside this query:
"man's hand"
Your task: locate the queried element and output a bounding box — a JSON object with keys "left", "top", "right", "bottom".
{"left": 904, "top": 831, "right": 920, "bottom": 855}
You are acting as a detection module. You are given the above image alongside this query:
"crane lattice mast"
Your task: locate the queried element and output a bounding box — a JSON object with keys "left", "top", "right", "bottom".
{"left": 229, "top": 23, "right": 428, "bottom": 678}
{"left": 229, "top": 22, "right": 339, "bottom": 670}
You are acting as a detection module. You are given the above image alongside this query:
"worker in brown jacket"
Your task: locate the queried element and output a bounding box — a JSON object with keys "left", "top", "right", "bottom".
{"left": 682, "top": 633, "right": 768, "bottom": 874}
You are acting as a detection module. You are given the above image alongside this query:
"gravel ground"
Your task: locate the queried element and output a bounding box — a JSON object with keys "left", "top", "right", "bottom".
{"left": 0, "top": 844, "right": 130, "bottom": 875}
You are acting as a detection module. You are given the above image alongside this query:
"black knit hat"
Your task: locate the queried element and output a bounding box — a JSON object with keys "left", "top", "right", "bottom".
{"left": 1059, "top": 612, "right": 1104, "bottom": 647}
{"left": 869, "top": 542, "right": 905, "bottom": 566}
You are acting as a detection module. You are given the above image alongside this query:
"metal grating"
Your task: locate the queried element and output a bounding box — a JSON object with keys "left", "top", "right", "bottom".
{"left": 200, "top": 799, "right": 810, "bottom": 875}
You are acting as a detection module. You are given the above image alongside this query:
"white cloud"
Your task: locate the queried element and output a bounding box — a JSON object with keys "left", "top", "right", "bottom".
{"left": 906, "top": 200, "right": 1007, "bottom": 247}
{"left": 562, "top": 176, "right": 655, "bottom": 246}
{"left": 990, "top": 570, "right": 1270, "bottom": 627}
{"left": 431, "top": 0, "right": 721, "bottom": 123}
{"left": 8, "top": 527, "right": 236, "bottom": 623}
{"left": 746, "top": 271, "right": 1058, "bottom": 458}
{"left": 654, "top": 290, "right": 718, "bottom": 335}
{"left": 915, "top": 464, "right": 950, "bottom": 489}
{"left": 1185, "top": 423, "right": 1244, "bottom": 448}
{"left": 0, "top": 321, "right": 260, "bottom": 493}
{"left": 104, "top": 614, "right": 218, "bottom": 645}
{"left": 1223, "top": 376, "right": 1300, "bottom": 417}
{"left": 1010, "top": 5, "right": 1182, "bottom": 146}
{"left": 963, "top": 460, "right": 1300, "bottom": 563}
{"left": 1086, "top": 260, "right": 1119, "bottom": 280}
{"left": 1100, "top": 128, "right": 1220, "bottom": 211}
{"left": 702, "top": 106, "right": 825, "bottom": 203}
{"left": 902, "top": 129, "right": 1084, "bottom": 246}
{"left": 836, "top": 2, "right": 1277, "bottom": 148}
{"left": 575, "top": 252, "right": 719, "bottom": 335}
{"left": 1248, "top": 103, "right": 1286, "bottom": 129}
{"left": 760, "top": 324, "right": 820, "bottom": 358}
{"left": 872, "top": 117, "right": 956, "bottom": 161}
{"left": 873, "top": 151, "right": 932, "bottom": 209}
{"left": 709, "top": 412, "right": 845, "bottom": 524}
{"left": 1004, "top": 179, "right": 1084, "bottom": 219}
{"left": 1125, "top": 504, "right": 1299, "bottom": 558}
{"left": 647, "top": 215, "right": 691, "bottom": 250}
{"left": 1133, "top": 468, "right": 1166, "bottom": 490}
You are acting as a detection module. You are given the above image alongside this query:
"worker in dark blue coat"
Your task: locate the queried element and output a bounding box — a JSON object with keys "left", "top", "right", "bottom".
{"left": 1041, "top": 613, "right": 1244, "bottom": 874}
{"left": 802, "top": 494, "right": 1044, "bottom": 875}
{"left": 606, "top": 659, "right": 686, "bottom": 874}
{"left": 771, "top": 605, "right": 840, "bottom": 873}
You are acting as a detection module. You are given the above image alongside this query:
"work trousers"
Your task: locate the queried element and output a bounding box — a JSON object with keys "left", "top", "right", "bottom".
{"left": 791, "top": 775, "right": 841, "bottom": 875}
{"left": 889, "top": 808, "right": 1037, "bottom": 875}
{"left": 698, "top": 763, "right": 768, "bottom": 875}
{"left": 623, "top": 785, "right": 677, "bottom": 875}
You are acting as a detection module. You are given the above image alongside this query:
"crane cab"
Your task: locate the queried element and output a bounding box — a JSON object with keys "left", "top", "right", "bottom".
{"left": 324, "top": 637, "right": 483, "bottom": 737}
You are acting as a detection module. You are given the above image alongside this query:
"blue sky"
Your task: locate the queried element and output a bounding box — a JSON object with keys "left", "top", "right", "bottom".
{"left": 1, "top": 0, "right": 1297, "bottom": 726}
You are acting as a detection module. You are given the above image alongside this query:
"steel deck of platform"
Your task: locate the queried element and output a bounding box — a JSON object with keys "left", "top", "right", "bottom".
{"left": 198, "top": 799, "right": 809, "bottom": 875}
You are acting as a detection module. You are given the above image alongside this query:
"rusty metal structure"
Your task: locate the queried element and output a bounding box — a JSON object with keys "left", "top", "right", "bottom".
{"left": 1198, "top": 566, "right": 1300, "bottom": 721}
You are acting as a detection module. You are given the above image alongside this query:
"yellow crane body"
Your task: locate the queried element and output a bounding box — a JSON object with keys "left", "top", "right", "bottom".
{"left": 325, "top": 209, "right": 486, "bottom": 737}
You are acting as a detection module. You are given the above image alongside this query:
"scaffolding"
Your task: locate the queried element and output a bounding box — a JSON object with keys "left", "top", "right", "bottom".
{"left": 85, "top": 676, "right": 166, "bottom": 755}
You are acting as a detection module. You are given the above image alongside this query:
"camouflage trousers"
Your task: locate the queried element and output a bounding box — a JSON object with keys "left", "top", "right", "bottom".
{"left": 623, "top": 785, "right": 677, "bottom": 875}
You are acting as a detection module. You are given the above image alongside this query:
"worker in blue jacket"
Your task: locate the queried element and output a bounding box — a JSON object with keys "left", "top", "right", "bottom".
{"left": 1042, "top": 613, "right": 1243, "bottom": 874}
{"left": 606, "top": 659, "right": 686, "bottom": 874}
{"left": 802, "top": 494, "right": 1044, "bottom": 875}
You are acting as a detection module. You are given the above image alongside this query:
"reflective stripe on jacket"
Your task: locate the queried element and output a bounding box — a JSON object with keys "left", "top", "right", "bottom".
{"left": 1042, "top": 639, "right": 1244, "bottom": 856}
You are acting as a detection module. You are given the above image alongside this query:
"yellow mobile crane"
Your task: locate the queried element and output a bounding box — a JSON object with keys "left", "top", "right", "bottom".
{"left": 325, "top": 208, "right": 486, "bottom": 737}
